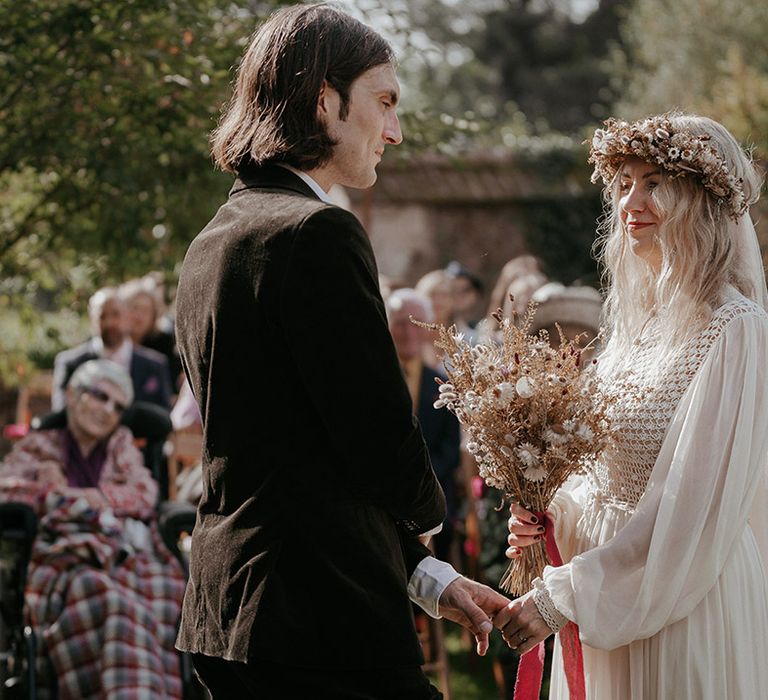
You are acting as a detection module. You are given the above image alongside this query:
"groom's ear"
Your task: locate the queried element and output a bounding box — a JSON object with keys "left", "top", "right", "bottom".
{"left": 316, "top": 79, "right": 338, "bottom": 121}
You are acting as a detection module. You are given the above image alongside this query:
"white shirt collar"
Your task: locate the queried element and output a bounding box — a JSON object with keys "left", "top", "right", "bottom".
{"left": 92, "top": 336, "right": 133, "bottom": 372}
{"left": 277, "top": 164, "right": 333, "bottom": 204}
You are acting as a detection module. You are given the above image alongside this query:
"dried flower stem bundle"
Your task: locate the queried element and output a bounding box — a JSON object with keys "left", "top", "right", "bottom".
{"left": 419, "top": 303, "right": 615, "bottom": 595}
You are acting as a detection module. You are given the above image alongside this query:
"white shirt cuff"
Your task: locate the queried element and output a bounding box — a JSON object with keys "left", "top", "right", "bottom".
{"left": 420, "top": 523, "right": 443, "bottom": 537}
{"left": 407, "top": 556, "right": 462, "bottom": 619}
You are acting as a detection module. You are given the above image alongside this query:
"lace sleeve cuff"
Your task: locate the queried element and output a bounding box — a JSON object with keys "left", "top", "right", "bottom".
{"left": 532, "top": 577, "right": 569, "bottom": 633}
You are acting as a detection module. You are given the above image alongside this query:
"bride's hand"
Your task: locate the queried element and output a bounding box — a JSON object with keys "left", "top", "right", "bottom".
{"left": 506, "top": 503, "right": 545, "bottom": 560}
{"left": 494, "top": 589, "right": 553, "bottom": 655}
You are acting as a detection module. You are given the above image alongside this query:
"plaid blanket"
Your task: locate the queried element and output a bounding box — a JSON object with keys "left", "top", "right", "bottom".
{"left": 25, "top": 493, "right": 186, "bottom": 699}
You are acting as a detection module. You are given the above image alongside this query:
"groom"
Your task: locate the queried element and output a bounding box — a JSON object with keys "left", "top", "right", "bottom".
{"left": 174, "top": 4, "right": 510, "bottom": 698}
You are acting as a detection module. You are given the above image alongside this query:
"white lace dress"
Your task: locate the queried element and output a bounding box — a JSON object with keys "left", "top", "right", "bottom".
{"left": 540, "top": 291, "right": 768, "bottom": 699}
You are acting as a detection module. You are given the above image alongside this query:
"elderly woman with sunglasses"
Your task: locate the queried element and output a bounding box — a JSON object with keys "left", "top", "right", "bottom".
{"left": 0, "top": 359, "right": 185, "bottom": 699}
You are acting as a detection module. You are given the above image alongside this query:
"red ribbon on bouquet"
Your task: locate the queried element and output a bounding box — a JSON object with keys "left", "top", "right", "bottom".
{"left": 512, "top": 512, "right": 585, "bottom": 700}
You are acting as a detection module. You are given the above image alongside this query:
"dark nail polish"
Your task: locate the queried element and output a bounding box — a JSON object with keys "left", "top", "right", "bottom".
{"left": 537, "top": 526, "right": 545, "bottom": 533}
{"left": 534, "top": 534, "right": 541, "bottom": 541}
{"left": 530, "top": 515, "right": 539, "bottom": 524}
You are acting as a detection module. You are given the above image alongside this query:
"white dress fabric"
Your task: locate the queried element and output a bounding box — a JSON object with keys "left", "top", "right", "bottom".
{"left": 542, "top": 289, "right": 768, "bottom": 699}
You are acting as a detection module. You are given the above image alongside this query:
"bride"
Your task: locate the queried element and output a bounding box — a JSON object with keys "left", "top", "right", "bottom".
{"left": 495, "top": 112, "right": 768, "bottom": 698}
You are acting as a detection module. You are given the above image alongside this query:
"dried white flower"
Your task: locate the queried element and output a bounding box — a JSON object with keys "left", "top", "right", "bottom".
{"left": 515, "top": 376, "right": 535, "bottom": 399}
{"left": 438, "top": 383, "right": 458, "bottom": 402}
{"left": 576, "top": 424, "right": 594, "bottom": 440}
{"left": 523, "top": 464, "right": 548, "bottom": 482}
{"left": 588, "top": 113, "right": 749, "bottom": 219}
{"left": 544, "top": 426, "right": 569, "bottom": 445}
{"left": 516, "top": 442, "right": 540, "bottom": 468}
{"left": 490, "top": 382, "right": 516, "bottom": 408}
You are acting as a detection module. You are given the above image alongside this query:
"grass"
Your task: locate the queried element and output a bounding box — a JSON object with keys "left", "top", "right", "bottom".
{"left": 427, "top": 623, "right": 552, "bottom": 699}
{"left": 427, "top": 624, "right": 499, "bottom": 700}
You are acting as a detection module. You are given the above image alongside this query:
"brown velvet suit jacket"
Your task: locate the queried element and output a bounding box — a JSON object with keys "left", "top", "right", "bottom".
{"left": 174, "top": 163, "right": 446, "bottom": 668}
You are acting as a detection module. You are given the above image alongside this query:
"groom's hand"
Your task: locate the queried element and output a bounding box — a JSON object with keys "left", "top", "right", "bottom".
{"left": 438, "top": 576, "right": 511, "bottom": 656}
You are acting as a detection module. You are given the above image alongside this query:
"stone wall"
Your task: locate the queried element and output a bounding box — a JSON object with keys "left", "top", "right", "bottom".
{"left": 348, "top": 149, "right": 602, "bottom": 294}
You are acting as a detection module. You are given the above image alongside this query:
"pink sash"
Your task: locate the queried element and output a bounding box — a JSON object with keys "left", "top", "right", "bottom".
{"left": 513, "top": 512, "right": 585, "bottom": 700}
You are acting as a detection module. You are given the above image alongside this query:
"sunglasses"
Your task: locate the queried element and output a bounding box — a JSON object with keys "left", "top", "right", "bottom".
{"left": 81, "top": 387, "right": 129, "bottom": 414}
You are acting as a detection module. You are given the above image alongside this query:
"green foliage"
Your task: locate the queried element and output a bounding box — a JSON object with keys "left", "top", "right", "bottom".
{"left": 520, "top": 194, "right": 602, "bottom": 288}
{"left": 612, "top": 0, "right": 768, "bottom": 156}
{"left": 360, "top": 0, "right": 627, "bottom": 137}
{"left": 0, "top": 0, "right": 287, "bottom": 379}
{"left": 0, "top": 0, "right": 265, "bottom": 270}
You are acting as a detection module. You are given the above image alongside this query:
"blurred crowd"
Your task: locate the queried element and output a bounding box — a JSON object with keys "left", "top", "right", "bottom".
{"left": 0, "top": 256, "right": 602, "bottom": 698}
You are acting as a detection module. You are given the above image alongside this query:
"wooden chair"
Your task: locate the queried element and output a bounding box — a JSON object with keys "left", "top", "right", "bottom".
{"left": 166, "top": 429, "right": 203, "bottom": 500}
{"left": 14, "top": 371, "right": 53, "bottom": 427}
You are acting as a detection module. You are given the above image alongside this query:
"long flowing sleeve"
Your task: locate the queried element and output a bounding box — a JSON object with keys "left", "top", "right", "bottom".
{"left": 548, "top": 474, "right": 588, "bottom": 564}
{"left": 542, "top": 311, "right": 768, "bottom": 649}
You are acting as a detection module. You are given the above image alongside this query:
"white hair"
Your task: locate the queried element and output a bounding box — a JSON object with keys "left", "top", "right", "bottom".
{"left": 88, "top": 286, "right": 122, "bottom": 322}
{"left": 385, "top": 288, "right": 435, "bottom": 323}
{"left": 595, "top": 113, "right": 764, "bottom": 373}
{"left": 119, "top": 277, "right": 164, "bottom": 314}
{"left": 68, "top": 359, "right": 134, "bottom": 405}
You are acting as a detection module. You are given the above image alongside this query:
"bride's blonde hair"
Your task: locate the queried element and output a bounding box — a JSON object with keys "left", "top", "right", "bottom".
{"left": 594, "top": 114, "right": 763, "bottom": 369}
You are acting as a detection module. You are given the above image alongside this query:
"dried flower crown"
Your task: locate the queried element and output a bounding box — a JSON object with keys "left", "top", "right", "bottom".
{"left": 587, "top": 114, "right": 748, "bottom": 219}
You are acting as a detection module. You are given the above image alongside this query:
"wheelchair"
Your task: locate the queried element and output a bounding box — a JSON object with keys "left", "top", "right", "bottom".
{"left": 0, "top": 402, "right": 200, "bottom": 699}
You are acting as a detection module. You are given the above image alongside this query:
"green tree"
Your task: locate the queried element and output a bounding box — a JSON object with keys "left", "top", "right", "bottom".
{"left": 611, "top": 0, "right": 768, "bottom": 155}
{"left": 0, "top": 0, "right": 273, "bottom": 271}
{"left": 0, "top": 0, "right": 285, "bottom": 379}
{"left": 360, "top": 0, "right": 627, "bottom": 136}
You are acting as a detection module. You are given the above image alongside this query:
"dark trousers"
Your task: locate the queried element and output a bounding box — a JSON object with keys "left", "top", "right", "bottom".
{"left": 192, "top": 653, "right": 443, "bottom": 700}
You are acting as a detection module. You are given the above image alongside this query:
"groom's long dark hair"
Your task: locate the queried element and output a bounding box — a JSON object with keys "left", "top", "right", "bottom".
{"left": 211, "top": 3, "right": 394, "bottom": 174}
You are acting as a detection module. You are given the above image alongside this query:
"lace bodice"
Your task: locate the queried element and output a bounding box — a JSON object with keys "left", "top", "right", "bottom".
{"left": 586, "top": 292, "right": 764, "bottom": 510}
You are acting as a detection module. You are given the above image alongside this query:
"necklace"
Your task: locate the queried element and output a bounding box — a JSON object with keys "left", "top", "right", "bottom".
{"left": 632, "top": 308, "right": 657, "bottom": 347}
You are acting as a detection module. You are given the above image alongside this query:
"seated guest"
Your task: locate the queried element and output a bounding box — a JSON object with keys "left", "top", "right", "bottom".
{"left": 386, "top": 288, "right": 461, "bottom": 562}
{"left": 0, "top": 360, "right": 185, "bottom": 699}
{"left": 52, "top": 287, "right": 172, "bottom": 410}
{"left": 120, "top": 277, "right": 182, "bottom": 391}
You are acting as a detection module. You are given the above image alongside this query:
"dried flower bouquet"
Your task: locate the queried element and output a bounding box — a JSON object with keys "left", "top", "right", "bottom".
{"left": 421, "top": 304, "right": 614, "bottom": 595}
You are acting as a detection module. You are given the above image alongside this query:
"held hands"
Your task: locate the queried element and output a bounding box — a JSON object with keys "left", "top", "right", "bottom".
{"left": 438, "top": 504, "right": 558, "bottom": 656}
{"left": 36, "top": 460, "right": 67, "bottom": 488}
{"left": 66, "top": 487, "right": 109, "bottom": 510}
{"left": 493, "top": 590, "right": 553, "bottom": 655}
{"left": 438, "top": 576, "right": 511, "bottom": 656}
{"left": 506, "top": 503, "right": 545, "bottom": 560}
